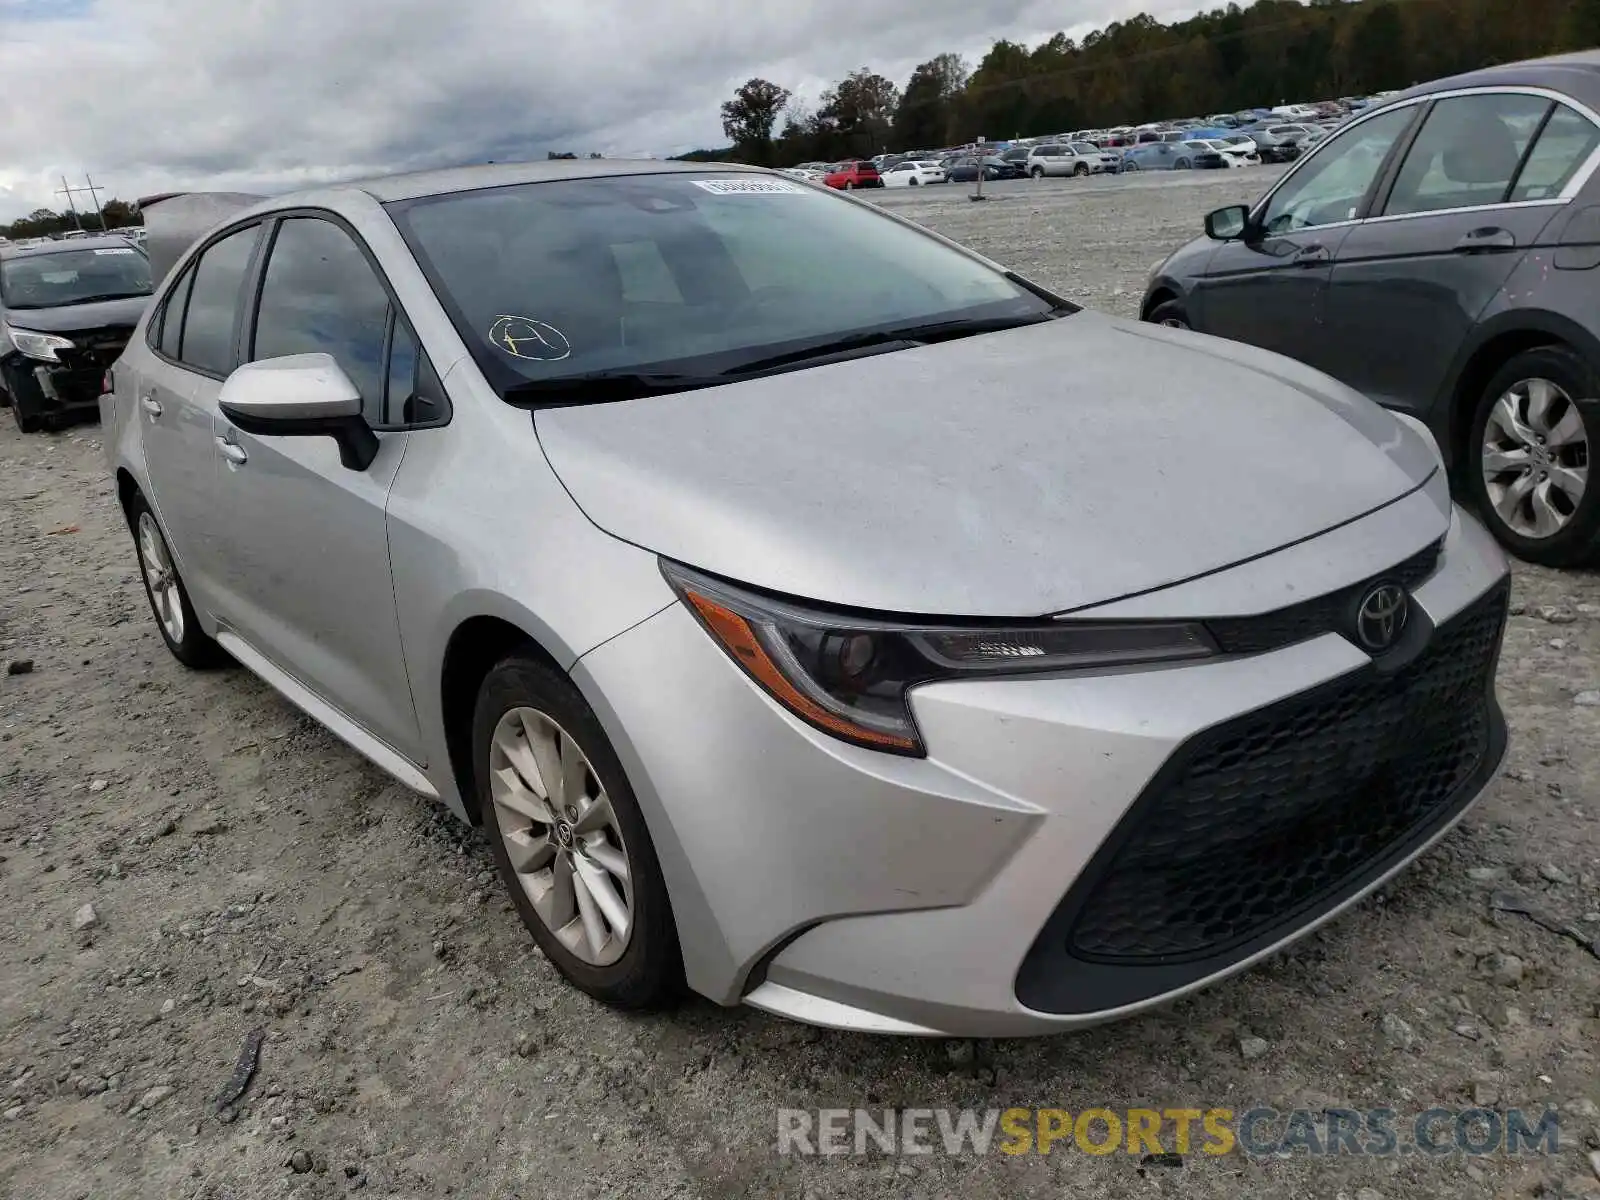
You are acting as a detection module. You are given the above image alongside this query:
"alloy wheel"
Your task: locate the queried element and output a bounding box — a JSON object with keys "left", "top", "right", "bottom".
{"left": 1481, "top": 377, "right": 1590, "bottom": 539}
{"left": 136, "top": 511, "right": 186, "bottom": 644}
{"left": 488, "top": 706, "right": 634, "bottom": 966}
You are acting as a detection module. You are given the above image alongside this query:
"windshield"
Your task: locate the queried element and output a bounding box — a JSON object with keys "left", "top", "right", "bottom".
{"left": 0, "top": 245, "right": 151, "bottom": 309}
{"left": 388, "top": 172, "right": 1058, "bottom": 397}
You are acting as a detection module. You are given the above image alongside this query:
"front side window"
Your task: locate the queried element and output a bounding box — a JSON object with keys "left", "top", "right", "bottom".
{"left": 1511, "top": 103, "right": 1600, "bottom": 201}
{"left": 251, "top": 218, "right": 390, "bottom": 418}
{"left": 179, "top": 225, "right": 261, "bottom": 376}
{"left": 389, "top": 172, "right": 1058, "bottom": 399}
{"left": 1259, "top": 106, "right": 1415, "bottom": 233}
{"left": 0, "top": 245, "right": 151, "bottom": 311}
{"left": 1384, "top": 93, "right": 1550, "bottom": 216}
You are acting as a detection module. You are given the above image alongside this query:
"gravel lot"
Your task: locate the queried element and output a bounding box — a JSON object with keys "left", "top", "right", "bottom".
{"left": 2, "top": 170, "right": 1599, "bottom": 1200}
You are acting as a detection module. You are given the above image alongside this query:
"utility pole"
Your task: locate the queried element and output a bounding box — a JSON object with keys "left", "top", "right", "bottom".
{"left": 56, "top": 176, "right": 84, "bottom": 232}
{"left": 83, "top": 175, "right": 105, "bottom": 229}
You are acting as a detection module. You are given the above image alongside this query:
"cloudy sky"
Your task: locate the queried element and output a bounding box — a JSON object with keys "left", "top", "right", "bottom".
{"left": 0, "top": 0, "right": 1208, "bottom": 220}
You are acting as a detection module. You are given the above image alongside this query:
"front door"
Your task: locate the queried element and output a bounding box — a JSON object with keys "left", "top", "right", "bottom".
{"left": 205, "top": 215, "right": 423, "bottom": 760}
{"left": 1191, "top": 104, "right": 1419, "bottom": 368}
{"left": 1324, "top": 93, "right": 1600, "bottom": 416}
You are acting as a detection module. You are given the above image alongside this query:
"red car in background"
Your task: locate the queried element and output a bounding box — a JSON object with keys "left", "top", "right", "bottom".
{"left": 823, "top": 161, "right": 883, "bottom": 189}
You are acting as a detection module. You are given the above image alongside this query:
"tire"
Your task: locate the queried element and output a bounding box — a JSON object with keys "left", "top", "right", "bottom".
{"left": 1073, "top": 164, "right": 1089, "bottom": 177}
{"left": 127, "top": 491, "right": 230, "bottom": 668}
{"left": 908, "top": 176, "right": 918, "bottom": 186}
{"left": 474, "top": 654, "right": 683, "bottom": 1010}
{"left": 1466, "top": 345, "right": 1600, "bottom": 566}
{"left": 1030, "top": 166, "right": 1045, "bottom": 179}
{"left": 1175, "top": 158, "right": 1191, "bottom": 170}
{"left": 1147, "top": 299, "right": 1191, "bottom": 330}
{"left": 1123, "top": 161, "right": 1140, "bottom": 172}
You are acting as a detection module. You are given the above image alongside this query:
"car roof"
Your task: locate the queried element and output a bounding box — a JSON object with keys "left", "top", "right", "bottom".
{"left": 340, "top": 158, "right": 770, "bottom": 205}
{"left": 1394, "top": 48, "right": 1600, "bottom": 106}
{"left": 0, "top": 233, "right": 137, "bottom": 260}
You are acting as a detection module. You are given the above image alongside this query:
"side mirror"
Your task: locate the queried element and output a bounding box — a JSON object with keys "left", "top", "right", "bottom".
{"left": 218, "top": 353, "right": 379, "bottom": 471}
{"left": 1205, "top": 205, "right": 1250, "bottom": 241}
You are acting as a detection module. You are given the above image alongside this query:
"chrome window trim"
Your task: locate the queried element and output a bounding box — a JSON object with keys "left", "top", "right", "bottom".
{"left": 1361, "top": 197, "right": 1568, "bottom": 226}
{"left": 1250, "top": 84, "right": 1600, "bottom": 227}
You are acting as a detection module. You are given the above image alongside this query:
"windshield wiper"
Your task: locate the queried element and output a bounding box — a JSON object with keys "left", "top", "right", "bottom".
{"left": 503, "top": 370, "right": 729, "bottom": 408}
{"left": 54, "top": 292, "right": 151, "bottom": 306}
{"left": 723, "top": 312, "right": 1066, "bottom": 377}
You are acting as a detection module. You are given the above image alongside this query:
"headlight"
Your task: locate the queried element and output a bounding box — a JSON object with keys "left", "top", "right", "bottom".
{"left": 4, "top": 324, "right": 74, "bottom": 363}
{"left": 663, "top": 562, "right": 1216, "bottom": 756}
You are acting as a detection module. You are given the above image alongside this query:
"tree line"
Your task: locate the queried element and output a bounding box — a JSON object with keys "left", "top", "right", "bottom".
{"left": 2, "top": 199, "right": 141, "bottom": 241}
{"left": 707, "top": 0, "right": 1600, "bottom": 165}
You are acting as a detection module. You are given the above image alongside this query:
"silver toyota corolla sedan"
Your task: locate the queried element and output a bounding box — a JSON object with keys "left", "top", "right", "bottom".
{"left": 104, "top": 161, "right": 1510, "bottom": 1037}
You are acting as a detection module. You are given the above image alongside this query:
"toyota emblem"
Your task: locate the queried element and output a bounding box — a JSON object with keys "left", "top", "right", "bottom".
{"left": 1355, "top": 583, "right": 1409, "bottom": 652}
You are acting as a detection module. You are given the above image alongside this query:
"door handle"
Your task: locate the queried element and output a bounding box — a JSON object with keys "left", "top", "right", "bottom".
{"left": 215, "top": 435, "right": 248, "bottom": 466}
{"left": 139, "top": 393, "right": 163, "bottom": 418}
{"left": 1455, "top": 226, "right": 1516, "bottom": 253}
{"left": 1291, "top": 244, "right": 1330, "bottom": 267}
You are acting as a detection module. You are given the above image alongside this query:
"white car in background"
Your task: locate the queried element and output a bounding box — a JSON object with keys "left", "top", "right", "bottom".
{"left": 779, "top": 167, "right": 827, "bottom": 185}
{"left": 1186, "top": 138, "right": 1254, "bottom": 167}
{"left": 882, "top": 160, "right": 946, "bottom": 187}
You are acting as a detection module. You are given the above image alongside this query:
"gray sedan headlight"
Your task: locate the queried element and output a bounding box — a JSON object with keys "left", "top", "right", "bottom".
{"left": 662, "top": 561, "right": 1215, "bottom": 756}
{"left": 4, "top": 323, "right": 74, "bottom": 363}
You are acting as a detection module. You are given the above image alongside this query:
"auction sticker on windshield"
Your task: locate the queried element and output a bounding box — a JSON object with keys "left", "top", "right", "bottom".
{"left": 689, "top": 179, "right": 804, "bottom": 194}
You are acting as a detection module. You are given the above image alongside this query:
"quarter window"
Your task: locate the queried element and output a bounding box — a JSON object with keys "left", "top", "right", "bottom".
{"left": 251, "top": 218, "right": 390, "bottom": 421}
{"left": 1383, "top": 93, "right": 1550, "bottom": 216}
{"left": 1511, "top": 103, "right": 1600, "bottom": 201}
{"left": 157, "top": 266, "right": 194, "bottom": 360}
{"left": 1259, "top": 106, "right": 1415, "bottom": 233}
{"left": 179, "top": 225, "right": 261, "bottom": 375}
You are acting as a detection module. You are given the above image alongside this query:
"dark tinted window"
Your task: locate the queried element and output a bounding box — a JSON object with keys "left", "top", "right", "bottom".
{"left": 1384, "top": 93, "right": 1548, "bottom": 216}
{"left": 1511, "top": 103, "right": 1600, "bottom": 201}
{"left": 0, "top": 245, "right": 151, "bottom": 310}
{"left": 383, "top": 319, "right": 420, "bottom": 425}
{"left": 252, "top": 218, "right": 389, "bottom": 418}
{"left": 180, "top": 226, "right": 261, "bottom": 375}
{"left": 1037, "top": 144, "right": 1061, "bottom": 155}
{"left": 157, "top": 266, "right": 193, "bottom": 359}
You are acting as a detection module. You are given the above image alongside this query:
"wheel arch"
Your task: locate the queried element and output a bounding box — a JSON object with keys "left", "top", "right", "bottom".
{"left": 1438, "top": 310, "right": 1600, "bottom": 475}
{"left": 115, "top": 467, "right": 141, "bottom": 527}
{"left": 1140, "top": 282, "right": 1182, "bottom": 321}
{"left": 438, "top": 614, "right": 567, "bottom": 825}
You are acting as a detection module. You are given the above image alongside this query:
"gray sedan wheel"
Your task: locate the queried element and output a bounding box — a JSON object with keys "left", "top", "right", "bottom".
{"left": 1468, "top": 345, "right": 1600, "bottom": 566}
{"left": 474, "top": 653, "right": 683, "bottom": 1008}
{"left": 128, "top": 492, "right": 229, "bottom": 668}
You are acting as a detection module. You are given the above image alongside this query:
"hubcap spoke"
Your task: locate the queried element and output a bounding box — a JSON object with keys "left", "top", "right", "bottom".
{"left": 1530, "top": 480, "right": 1567, "bottom": 537}
{"left": 536, "top": 852, "right": 578, "bottom": 931}
{"left": 491, "top": 767, "right": 553, "bottom": 824}
{"left": 504, "top": 827, "right": 556, "bottom": 873}
{"left": 572, "top": 793, "right": 615, "bottom": 836}
{"left": 571, "top": 869, "right": 608, "bottom": 957}
{"left": 559, "top": 732, "right": 588, "bottom": 810}
{"left": 1489, "top": 394, "right": 1538, "bottom": 448}
{"left": 521, "top": 713, "right": 564, "bottom": 806}
{"left": 1494, "top": 470, "right": 1536, "bottom": 522}
{"left": 1483, "top": 446, "right": 1532, "bottom": 475}
{"left": 1524, "top": 378, "right": 1559, "bottom": 433}
{"left": 1546, "top": 407, "right": 1586, "bottom": 448}
{"left": 1548, "top": 462, "right": 1588, "bottom": 502}
{"left": 583, "top": 838, "right": 629, "bottom": 883}
{"left": 574, "top": 855, "right": 630, "bottom": 940}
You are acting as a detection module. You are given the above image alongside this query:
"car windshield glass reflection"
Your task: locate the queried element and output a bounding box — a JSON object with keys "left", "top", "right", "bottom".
{"left": 0, "top": 246, "right": 152, "bottom": 309}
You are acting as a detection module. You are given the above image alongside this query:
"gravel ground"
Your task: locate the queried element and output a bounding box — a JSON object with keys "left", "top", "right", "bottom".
{"left": 2, "top": 169, "right": 1599, "bottom": 1200}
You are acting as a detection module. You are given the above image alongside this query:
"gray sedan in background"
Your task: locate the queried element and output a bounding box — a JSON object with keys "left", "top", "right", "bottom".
{"left": 1144, "top": 51, "right": 1600, "bottom": 566}
{"left": 106, "top": 160, "right": 1507, "bottom": 1037}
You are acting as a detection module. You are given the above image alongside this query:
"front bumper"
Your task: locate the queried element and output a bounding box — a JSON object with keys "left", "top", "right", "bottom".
{"left": 2, "top": 328, "right": 128, "bottom": 420}
{"left": 574, "top": 504, "right": 1509, "bottom": 1036}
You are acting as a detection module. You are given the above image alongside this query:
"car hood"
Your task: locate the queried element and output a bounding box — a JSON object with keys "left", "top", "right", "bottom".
{"left": 535, "top": 313, "right": 1439, "bottom": 617}
{"left": 3, "top": 294, "right": 149, "bottom": 333}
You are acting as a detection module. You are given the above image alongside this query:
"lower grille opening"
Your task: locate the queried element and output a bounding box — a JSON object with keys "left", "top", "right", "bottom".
{"left": 1015, "top": 582, "right": 1508, "bottom": 1015}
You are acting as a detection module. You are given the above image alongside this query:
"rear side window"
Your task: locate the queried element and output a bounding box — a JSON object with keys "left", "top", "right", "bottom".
{"left": 179, "top": 226, "right": 262, "bottom": 375}
{"left": 157, "top": 267, "right": 194, "bottom": 360}
{"left": 1383, "top": 93, "right": 1549, "bottom": 216}
{"left": 251, "top": 218, "right": 390, "bottom": 421}
{"left": 1511, "top": 103, "right": 1600, "bottom": 201}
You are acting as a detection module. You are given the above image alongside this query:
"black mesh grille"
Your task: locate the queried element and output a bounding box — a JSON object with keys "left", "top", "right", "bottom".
{"left": 1205, "top": 540, "right": 1442, "bottom": 655}
{"left": 1064, "top": 583, "right": 1506, "bottom": 964}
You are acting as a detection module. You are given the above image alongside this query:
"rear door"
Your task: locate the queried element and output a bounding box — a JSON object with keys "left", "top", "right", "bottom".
{"left": 1323, "top": 92, "right": 1600, "bottom": 416}
{"left": 1190, "top": 104, "right": 1419, "bottom": 363}
{"left": 137, "top": 224, "right": 265, "bottom": 611}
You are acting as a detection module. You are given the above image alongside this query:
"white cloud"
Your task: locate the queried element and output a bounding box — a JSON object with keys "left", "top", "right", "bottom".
{"left": 0, "top": 0, "right": 1204, "bottom": 219}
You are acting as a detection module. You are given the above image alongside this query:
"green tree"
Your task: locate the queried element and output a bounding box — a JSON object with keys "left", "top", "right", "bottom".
{"left": 720, "top": 77, "right": 791, "bottom": 165}
{"left": 894, "top": 54, "right": 967, "bottom": 148}
{"left": 820, "top": 69, "right": 900, "bottom": 156}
